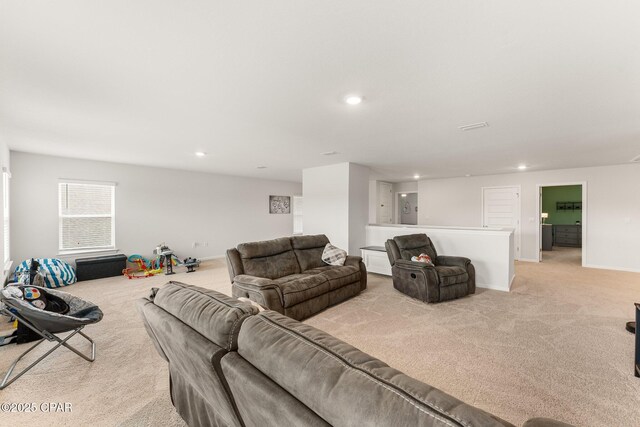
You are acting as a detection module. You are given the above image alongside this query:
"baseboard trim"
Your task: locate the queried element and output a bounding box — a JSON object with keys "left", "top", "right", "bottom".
{"left": 199, "top": 255, "right": 226, "bottom": 262}
{"left": 583, "top": 263, "right": 640, "bottom": 274}
{"left": 477, "top": 283, "right": 510, "bottom": 292}
{"left": 517, "top": 258, "right": 539, "bottom": 263}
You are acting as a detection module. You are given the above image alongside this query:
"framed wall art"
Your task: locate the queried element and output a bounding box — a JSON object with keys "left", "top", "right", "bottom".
{"left": 269, "top": 195, "right": 291, "bottom": 214}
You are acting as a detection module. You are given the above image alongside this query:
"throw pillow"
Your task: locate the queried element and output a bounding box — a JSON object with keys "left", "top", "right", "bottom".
{"left": 322, "top": 243, "right": 347, "bottom": 266}
{"left": 411, "top": 253, "right": 434, "bottom": 266}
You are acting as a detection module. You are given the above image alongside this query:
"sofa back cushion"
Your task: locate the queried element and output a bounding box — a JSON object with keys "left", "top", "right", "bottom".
{"left": 137, "top": 282, "right": 258, "bottom": 427}
{"left": 290, "top": 234, "right": 330, "bottom": 271}
{"left": 236, "top": 311, "right": 513, "bottom": 427}
{"left": 394, "top": 233, "right": 438, "bottom": 262}
{"left": 237, "top": 237, "right": 301, "bottom": 279}
{"left": 221, "top": 352, "right": 331, "bottom": 427}
{"left": 151, "top": 281, "right": 257, "bottom": 351}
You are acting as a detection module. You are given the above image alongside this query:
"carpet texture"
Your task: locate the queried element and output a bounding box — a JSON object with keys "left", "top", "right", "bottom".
{"left": 0, "top": 248, "right": 639, "bottom": 427}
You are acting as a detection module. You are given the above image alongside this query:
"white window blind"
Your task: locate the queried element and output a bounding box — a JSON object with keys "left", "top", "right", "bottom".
{"left": 293, "top": 196, "right": 303, "bottom": 235}
{"left": 3, "top": 170, "right": 10, "bottom": 264}
{"left": 59, "top": 181, "right": 115, "bottom": 252}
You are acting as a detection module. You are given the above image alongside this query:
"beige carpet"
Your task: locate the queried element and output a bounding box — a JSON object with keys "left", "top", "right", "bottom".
{"left": 1, "top": 257, "right": 639, "bottom": 427}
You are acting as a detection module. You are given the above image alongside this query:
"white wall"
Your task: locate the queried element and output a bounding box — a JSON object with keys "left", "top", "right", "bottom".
{"left": 0, "top": 140, "right": 9, "bottom": 278}
{"left": 368, "top": 180, "right": 377, "bottom": 224}
{"left": 303, "top": 162, "right": 369, "bottom": 255}
{"left": 10, "top": 152, "right": 301, "bottom": 264}
{"left": 418, "top": 163, "right": 640, "bottom": 271}
{"left": 348, "top": 164, "right": 370, "bottom": 255}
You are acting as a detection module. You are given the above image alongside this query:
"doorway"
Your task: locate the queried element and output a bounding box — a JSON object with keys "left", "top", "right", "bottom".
{"left": 538, "top": 183, "right": 586, "bottom": 266}
{"left": 397, "top": 192, "right": 418, "bottom": 225}
{"left": 481, "top": 186, "right": 521, "bottom": 260}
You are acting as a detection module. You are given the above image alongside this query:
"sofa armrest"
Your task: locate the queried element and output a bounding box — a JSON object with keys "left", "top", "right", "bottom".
{"left": 232, "top": 275, "right": 284, "bottom": 313}
{"left": 522, "top": 418, "right": 575, "bottom": 427}
{"left": 345, "top": 256, "right": 367, "bottom": 291}
{"left": 344, "top": 255, "right": 362, "bottom": 266}
{"left": 233, "top": 274, "right": 278, "bottom": 289}
{"left": 435, "top": 255, "right": 471, "bottom": 268}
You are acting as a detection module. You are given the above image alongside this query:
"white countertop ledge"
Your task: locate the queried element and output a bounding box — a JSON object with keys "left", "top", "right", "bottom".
{"left": 368, "top": 224, "right": 514, "bottom": 235}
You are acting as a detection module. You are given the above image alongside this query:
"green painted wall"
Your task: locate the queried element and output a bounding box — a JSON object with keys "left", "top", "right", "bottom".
{"left": 541, "top": 185, "right": 582, "bottom": 225}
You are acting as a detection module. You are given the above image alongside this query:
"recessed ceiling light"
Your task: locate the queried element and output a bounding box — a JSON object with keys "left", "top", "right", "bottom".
{"left": 413, "top": 174, "right": 420, "bottom": 179}
{"left": 344, "top": 95, "right": 363, "bottom": 105}
{"left": 517, "top": 164, "right": 527, "bottom": 170}
{"left": 257, "top": 166, "right": 267, "bottom": 169}
{"left": 459, "top": 122, "right": 489, "bottom": 131}
{"left": 465, "top": 174, "right": 472, "bottom": 177}
{"left": 321, "top": 151, "right": 338, "bottom": 156}
{"left": 195, "top": 151, "right": 206, "bottom": 157}
{"left": 401, "top": 193, "right": 407, "bottom": 197}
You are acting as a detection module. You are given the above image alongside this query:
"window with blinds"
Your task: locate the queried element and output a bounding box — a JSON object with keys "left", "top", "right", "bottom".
{"left": 59, "top": 181, "right": 115, "bottom": 252}
{"left": 293, "top": 196, "right": 303, "bottom": 235}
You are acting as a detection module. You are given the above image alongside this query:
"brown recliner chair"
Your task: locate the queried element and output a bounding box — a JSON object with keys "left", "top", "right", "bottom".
{"left": 385, "top": 233, "right": 475, "bottom": 303}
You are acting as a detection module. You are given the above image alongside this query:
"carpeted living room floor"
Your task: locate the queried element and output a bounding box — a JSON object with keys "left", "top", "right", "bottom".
{"left": 1, "top": 247, "right": 639, "bottom": 427}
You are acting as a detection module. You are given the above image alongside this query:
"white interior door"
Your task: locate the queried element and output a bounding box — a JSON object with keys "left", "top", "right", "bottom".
{"left": 377, "top": 182, "right": 393, "bottom": 224}
{"left": 482, "top": 186, "right": 521, "bottom": 259}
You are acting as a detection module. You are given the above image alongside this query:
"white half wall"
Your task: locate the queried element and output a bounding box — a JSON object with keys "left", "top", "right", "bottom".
{"left": 303, "top": 162, "right": 369, "bottom": 255}
{"left": 10, "top": 152, "right": 301, "bottom": 264}
{"left": 418, "top": 163, "right": 640, "bottom": 271}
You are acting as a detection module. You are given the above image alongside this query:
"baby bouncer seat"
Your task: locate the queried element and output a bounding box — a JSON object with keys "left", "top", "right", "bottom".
{"left": 0, "top": 285, "right": 103, "bottom": 389}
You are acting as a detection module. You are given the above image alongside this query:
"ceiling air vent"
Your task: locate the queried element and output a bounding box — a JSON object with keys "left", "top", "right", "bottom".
{"left": 631, "top": 154, "right": 640, "bottom": 163}
{"left": 459, "top": 122, "right": 489, "bottom": 131}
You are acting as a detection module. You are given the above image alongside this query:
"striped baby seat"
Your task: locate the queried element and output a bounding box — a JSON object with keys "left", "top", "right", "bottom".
{"left": 15, "top": 258, "right": 77, "bottom": 288}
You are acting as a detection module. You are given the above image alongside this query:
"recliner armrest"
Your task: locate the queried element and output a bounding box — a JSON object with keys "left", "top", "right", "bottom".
{"left": 394, "top": 259, "right": 436, "bottom": 270}
{"left": 435, "top": 255, "right": 471, "bottom": 268}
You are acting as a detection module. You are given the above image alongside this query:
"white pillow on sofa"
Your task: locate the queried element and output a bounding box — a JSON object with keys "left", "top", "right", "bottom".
{"left": 321, "top": 243, "right": 348, "bottom": 266}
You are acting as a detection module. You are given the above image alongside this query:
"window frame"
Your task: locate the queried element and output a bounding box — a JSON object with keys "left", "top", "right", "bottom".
{"left": 58, "top": 180, "right": 116, "bottom": 254}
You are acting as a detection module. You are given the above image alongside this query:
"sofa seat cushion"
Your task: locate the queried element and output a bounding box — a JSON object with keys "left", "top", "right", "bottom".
{"left": 278, "top": 274, "right": 330, "bottom": 308}
{"left": 434, "top": 265, "right": 468, "bottom": 286}
{"left": 305, "top": 265, "right": 360, "bottom": 291}
{"left": 273, "top": 274, "right": 317, "bottom": 285}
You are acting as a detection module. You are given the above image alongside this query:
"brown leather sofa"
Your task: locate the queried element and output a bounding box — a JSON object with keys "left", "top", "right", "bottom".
{"left": 137, "top": 282, "right": 575, "bottom": 427}
{"left": 386, "top": 233, "right": 475, "bottom": 303}
{"left": 226, "top": 234, "right": 366, "bottom": 320}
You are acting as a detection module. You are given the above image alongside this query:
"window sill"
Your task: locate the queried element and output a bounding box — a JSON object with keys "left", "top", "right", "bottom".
{"left": 57, "top": 248, "right": 119, "bottom": 257}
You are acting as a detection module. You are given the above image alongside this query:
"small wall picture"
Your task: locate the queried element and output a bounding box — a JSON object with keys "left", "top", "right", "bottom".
{"left": 269, "top": 195, "right": 291, "bottom": 214}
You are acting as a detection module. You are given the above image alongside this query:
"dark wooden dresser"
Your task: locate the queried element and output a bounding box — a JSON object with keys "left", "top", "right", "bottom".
{"left": 553, "top": 224, "right": 582, "bottom": 247}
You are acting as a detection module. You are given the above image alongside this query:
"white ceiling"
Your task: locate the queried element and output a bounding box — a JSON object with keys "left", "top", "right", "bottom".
{"left": 1, "top": 1, "right": 639, "bottom": 182}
